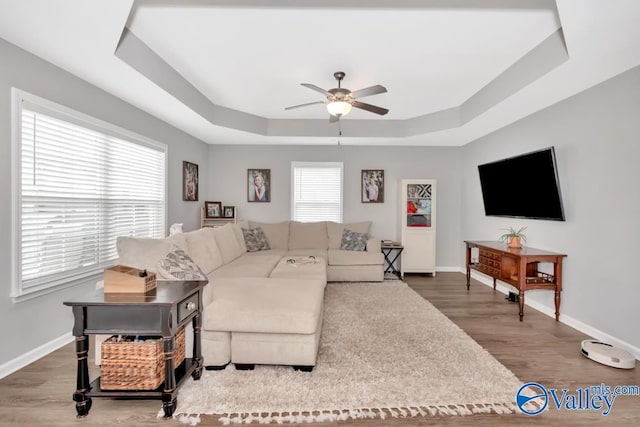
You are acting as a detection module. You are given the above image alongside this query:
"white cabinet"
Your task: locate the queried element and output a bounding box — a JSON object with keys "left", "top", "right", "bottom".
{"left": 399, "top": 179, "right": 436, "bottom": 276}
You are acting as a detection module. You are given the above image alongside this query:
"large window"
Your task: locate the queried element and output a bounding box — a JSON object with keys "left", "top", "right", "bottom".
{"left": 11, "top": 89, "right": 167, "bottom": 301}
{"left": 291, "top": 162, "right": 343, "bottom": 222}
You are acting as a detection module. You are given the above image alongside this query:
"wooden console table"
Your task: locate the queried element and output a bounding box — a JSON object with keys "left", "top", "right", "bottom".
{"left": 464, "top": 241, "right": 567, "bottom": 321}
{"left": 63, "top": 280, "right": 207, "bottom": 418}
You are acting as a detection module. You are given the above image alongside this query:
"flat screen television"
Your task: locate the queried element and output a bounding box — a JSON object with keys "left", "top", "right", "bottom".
{"left": 478, "top": 147, "right": 565, "bottom": 221}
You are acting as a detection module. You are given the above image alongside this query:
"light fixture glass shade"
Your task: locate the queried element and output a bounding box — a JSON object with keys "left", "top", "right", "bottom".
{"left": 327, "top": 101, "right": 352, "bottom": 116}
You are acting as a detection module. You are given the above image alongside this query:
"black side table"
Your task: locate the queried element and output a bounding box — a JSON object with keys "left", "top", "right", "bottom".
{"left": 63, "top": 280, "right": 207, "bottom": 418}
{"left": 381, "top": 242, "right": 404, "bottom": 278}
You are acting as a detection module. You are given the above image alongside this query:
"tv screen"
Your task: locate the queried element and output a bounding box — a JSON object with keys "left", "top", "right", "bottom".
{"left": 478, "top": 147, "right": 565, "bottom": 221}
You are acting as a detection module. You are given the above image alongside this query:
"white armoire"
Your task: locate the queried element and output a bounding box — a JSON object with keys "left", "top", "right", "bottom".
{"left": 399, "top": 179, "right": 436, "bottom": 277}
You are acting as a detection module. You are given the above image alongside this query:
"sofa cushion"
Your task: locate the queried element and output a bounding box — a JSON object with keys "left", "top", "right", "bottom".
{"left": 208, "top": 253, "right": 281, "bottom": 280}
{"left": 240, "top": 248, "right": 288, "bottom": 258}
{"left": 242, "top": 227, "right": 271, "bottom": 252}
{"left": 289, "top": 221, "right": 328, "bottom": 249}
{"left": 270, "top": 256, "right": 327, "bottom": 282}
{"left": 183, "top": 228, "right": 223, "bottom": 275}
{"left": 340, "top": 229, "right": 369, "bottom": 251}
{"left": 116, "top": 233, "right": 188, "bottom": 273}
{"left": 248, "top": 221, "right": 290, "bottom": 249}
{"left": 204, "top": 278, "right": 326, "bottom": 335}
{"left": 285, "top": 248, "right": 328, "bottom": 259}
{"left": 157, "top": 245, "right": 207, "bottom": 281}
{"left": 231, "top": 223, "right": 247, "bottom": 253}
{"left": 213, "top": 224, "right": 242, "bottom": 264}
{"left": 327, "top": 221, "right": 371, "bottom": 249}
{"left": 209, "top": 263, "right": 275, "bottom": 280}
{"left": 328, "top": 249, "right": 384, "bottom": 266}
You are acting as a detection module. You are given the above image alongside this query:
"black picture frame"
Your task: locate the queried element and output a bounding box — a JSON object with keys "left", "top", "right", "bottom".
{"left": 361, "top": 169, "right": 384, "bottom": 203}
{"left": 183, "top": 161, "right": 198, "bottom": 201}
{"left": 205, "top": 201, "right": 222, "bottom": 218}
{"left": 223, "top": 206, "right": 235, "bottom": 218}
{"left": 248, "top": 169, "right": 271, "bottom": 202}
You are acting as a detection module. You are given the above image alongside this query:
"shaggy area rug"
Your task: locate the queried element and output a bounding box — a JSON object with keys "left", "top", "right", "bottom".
{"left": 172, "top": 281, "right": 522, "bottom": 424}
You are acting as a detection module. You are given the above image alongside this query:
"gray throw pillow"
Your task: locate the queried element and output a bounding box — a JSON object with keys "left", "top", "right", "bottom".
{"left": 157, "top": 245, "right": 207, "bottom": 281}
{"left": 340, "top": 229, "right": 369, "bottom": 251}
{"left": 242, "top": 227, "right": 271, "bottom": 252}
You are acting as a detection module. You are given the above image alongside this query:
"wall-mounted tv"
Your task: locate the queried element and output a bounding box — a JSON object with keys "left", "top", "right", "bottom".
{"left": 478, "top": 147, "right": 565, "bottom": 221}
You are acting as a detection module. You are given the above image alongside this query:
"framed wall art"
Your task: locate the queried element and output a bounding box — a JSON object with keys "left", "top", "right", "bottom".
{"left": 361, "top": 169, "right": 384, "bottom": 203}
{"left": 248, "top": 169, "right": 271, "bottom": 202}
{"left": 183, "top": 161, "right": 199, "bottom": 201}
{"left": 205, "top": 201, "right": 222, "bottom": 218}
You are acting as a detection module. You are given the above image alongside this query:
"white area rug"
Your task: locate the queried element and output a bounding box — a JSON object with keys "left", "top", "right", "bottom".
{"left": 173, "top": 281, "right": 522, "bottom": 424}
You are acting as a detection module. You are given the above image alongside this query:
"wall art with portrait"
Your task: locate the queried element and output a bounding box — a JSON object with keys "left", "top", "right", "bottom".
{"left": 205, "top": 201, "right": 222, "bottom": 218}
{"left": 361, "top": 169, "right": 384, "bottom": 203}
{"left": 183, "top": 161, "right": 199, "bottom": 201}
{"left": 248, "top": 169, "right": 271, "bottom": 202}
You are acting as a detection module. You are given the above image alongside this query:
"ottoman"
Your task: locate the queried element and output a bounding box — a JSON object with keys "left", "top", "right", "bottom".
{"left": 204, "top": 277, "right": 326, "bottom": 370}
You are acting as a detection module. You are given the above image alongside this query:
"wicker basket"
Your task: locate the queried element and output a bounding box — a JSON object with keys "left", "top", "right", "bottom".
{"left": 101, "top": 327, "right": 186, "bottom": 390}
{"left": 175, "top": 327, "right": 186, "bottom": 367}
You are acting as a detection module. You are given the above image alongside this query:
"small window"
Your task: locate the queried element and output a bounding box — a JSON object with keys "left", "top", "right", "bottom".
{"left": 291, "top": 162, "right": 343, "bottom": 222}
{"left": 12, "top": 89, "right": 167, "bottom": 301}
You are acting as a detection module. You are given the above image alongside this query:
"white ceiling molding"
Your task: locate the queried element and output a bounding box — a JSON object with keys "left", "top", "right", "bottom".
{"left": 115, "top": 26, "right": 567, "bottom": 139}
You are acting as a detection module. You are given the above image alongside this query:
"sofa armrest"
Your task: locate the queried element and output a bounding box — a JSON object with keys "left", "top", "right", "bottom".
{"left": 366, "top": 237, "right": 381, "bottom": 253}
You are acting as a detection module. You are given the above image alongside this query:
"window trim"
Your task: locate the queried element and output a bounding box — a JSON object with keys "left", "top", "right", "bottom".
{"left": 10, "top": 88, "right": 168, "bottom": 303}
{"left": 290, "top": 161, "right": 344, "bottom": 223}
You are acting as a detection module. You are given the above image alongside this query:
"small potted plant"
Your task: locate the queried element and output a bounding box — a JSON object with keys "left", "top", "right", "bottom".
{"left": 499, "top": 226, "right": 527, "bottom": 248}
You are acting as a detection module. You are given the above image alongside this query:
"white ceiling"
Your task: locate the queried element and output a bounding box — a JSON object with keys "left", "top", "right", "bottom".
{"left": 1, "top": 0, "right": 639, "bottom": 146}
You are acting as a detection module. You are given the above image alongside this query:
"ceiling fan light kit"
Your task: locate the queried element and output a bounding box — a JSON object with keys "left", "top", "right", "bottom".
{"left": 326, "top": 101, "right": 352, "bottom": 117}
{"left": 286, "top": 71, "right": 389, "bottom": 122}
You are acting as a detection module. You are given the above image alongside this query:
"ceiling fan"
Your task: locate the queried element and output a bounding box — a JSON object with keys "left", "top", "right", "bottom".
{"left": 285, "top": 71, "right": 389, "bottom": 122}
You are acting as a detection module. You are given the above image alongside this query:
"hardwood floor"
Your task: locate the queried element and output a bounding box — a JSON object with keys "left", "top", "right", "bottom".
{"left": 0, "top": 272, "right": 638, "bottom": 426}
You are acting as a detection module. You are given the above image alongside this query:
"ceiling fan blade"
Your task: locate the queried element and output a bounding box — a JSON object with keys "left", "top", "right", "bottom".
{"left": 284, "top": 101, "right": 325, "bottom": 110}
{"left": 350, "top": 85, "right": 387, "bottom": 99}
{"left": 329, "top": 114, "right": 340, "bottom": 123}
{"left": 351, "top": 101, "right": 389, "bottom": 116}
{"left": 301, "top": 83, "right": 332, "bottom": 96}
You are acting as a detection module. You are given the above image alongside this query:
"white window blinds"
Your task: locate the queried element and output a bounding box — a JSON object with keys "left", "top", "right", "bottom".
{"left": 291, "top": 162, "right": 343, "bottom": 222}
{"left": 13, "top": 91, "right": 166, "bottom": 299}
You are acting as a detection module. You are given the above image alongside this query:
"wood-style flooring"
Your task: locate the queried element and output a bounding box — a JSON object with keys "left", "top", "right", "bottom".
{"left": 0, "top": 272, "right": 638, "bottom": 426}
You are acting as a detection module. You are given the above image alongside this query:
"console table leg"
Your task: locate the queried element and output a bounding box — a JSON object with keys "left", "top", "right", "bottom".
{"left": 73, "top": 334, "right": 92, "bottom": 417}
{"left": 554, "top": 291, "right": 561, "bottom": 321}
{"left": 465, "top": 246, "right": 471, "bottom": 290}
{"left": 518, "top": 291, "right": 525, "bottom": 321}
{"left": 493, "top": 278, "right": 497, "bottom": 290}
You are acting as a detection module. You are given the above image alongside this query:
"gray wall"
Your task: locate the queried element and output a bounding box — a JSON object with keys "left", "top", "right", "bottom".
{"left": 207, "top": 145, "right": 462, "bottom": 268}
{"left": 0, "top": 37, "right": 208, "bottom": 367}
{"left": 461, "top": 65, "right": 640, "bottom": 350}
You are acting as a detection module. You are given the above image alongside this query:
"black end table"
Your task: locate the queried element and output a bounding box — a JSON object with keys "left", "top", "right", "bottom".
{"left": 63, "top": 280, "right": 207, "bottom": 418}
{"left": 381, "top": 242, "right": 404, "bottom": 278}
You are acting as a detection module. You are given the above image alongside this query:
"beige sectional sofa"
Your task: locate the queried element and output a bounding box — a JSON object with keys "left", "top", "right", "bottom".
{"left": 110, "top": 220, "right": 383, "bottom": 371}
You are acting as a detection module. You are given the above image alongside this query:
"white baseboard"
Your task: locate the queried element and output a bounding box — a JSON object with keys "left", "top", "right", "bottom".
{"left": 436, "top": 266, "right": 462, "bottom": 272}
{"left": 0, "top": 332, "right": 74, "bottom": 379}
{"left": 467, "top": 269, "right": 640, "bottom": 360}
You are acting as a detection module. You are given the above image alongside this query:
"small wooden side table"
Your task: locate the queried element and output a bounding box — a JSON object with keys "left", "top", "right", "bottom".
{"left": 381, "top": 241, "right": 404, "bottom": 278}
{"left": 63, "top": 280, "right": 207, "bottom": 418}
